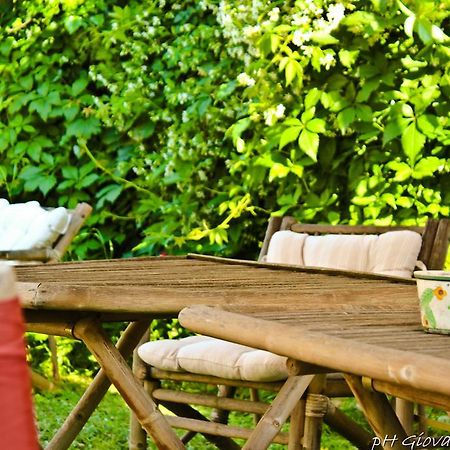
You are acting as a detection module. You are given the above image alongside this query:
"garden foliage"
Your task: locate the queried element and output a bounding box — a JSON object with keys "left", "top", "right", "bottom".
{"left": 0, "top": 0, "right": 449, "bottom": 260}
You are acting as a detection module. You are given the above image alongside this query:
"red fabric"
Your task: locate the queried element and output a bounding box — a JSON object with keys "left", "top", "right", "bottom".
{"left": 0, "top": 298, "right": 39, "bottom": 449}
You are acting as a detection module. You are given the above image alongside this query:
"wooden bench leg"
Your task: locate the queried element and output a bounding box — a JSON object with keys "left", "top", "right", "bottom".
{"left": 303, "top": 394, "right": 328, "bottom": 450}
{"left": 288, "top": 398, "right": 305, "bottom": 450}
{"left": 46, "top": 321, "right": 151, "bottom": 450}
{"left": 344, "top": 374, "right": 407, "bottom": 450}
{"left": 73, "top": 317, "right": 184, "bottom": 450}
{"left": 243, "top": 375, "right": 314, "bottom": 449}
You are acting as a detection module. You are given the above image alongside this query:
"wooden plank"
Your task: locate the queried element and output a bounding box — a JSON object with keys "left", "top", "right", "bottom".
{"left": 179, "top": 306, "right": 450, "bottom": 399}
{"left": 290, "top": 223, "right": 424, "bottom": 235}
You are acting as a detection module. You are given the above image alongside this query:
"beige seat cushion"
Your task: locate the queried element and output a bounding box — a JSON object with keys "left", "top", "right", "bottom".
{"left": 0, "top": 199, "right": 70, "bottom": 251}
{"left": 138, "top": 336, "right": 288, "bottom": 382}
{"left": 267, "top": 230, "right": 422, "bottom": 277}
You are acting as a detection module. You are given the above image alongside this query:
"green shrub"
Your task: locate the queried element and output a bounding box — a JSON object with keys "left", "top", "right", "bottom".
{"left": 0, "top": 0, "right": 448, "bottom": 261}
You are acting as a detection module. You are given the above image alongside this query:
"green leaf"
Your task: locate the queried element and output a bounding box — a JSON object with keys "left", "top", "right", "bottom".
{"left": 338, "top": 50, "right": 359, "bottom": 68}
{"left": 279, "top": 126, "right": 302, "bottom": 150}
{"left": 62, "top": 166, "right": 78, "bottom": 180}
{"left": 27, "top": 141, "right": 42, "bottom": 162}
{"left": 269, "top": 163, "right": 290, "bottom": 181}
{"left": 304, "top": 88, "right": 322, "bottom": 110}
{"left": 401, "top": 123, "right": 426, "bottom": 164}
{"left": 306, "top": 118, "right": 326, "bottom": 133}
{"left": 285, "top": 59, "right": 302, "bottom": 86}
{"left": 298, "top": 129, "right": 319, "bottom": 161}
{"left": 386, "top": 161, "right": 412, "bottom": 181}
{"left": 383, "top": 118, "right": 409, "bottom": 146}
{"left": 39, "top": 175, "right": 57, "bottom": 196}
{"left": 72, "top": 77, "right": 89, "bottom": 96}
{"left": 337, "top": 108, "right": 356, "bottom": 132}
{"left": 64, "top": 15, "right": 84, "bottom": 34}
{"left": 417, "top": 19, "right": 433, "bottom": 45}
{"left": 412, "top": 157, "right": 442, "bottom": 179}
{"left": 66, "top": 117, "right": 101, "bottom": 138}
{"left": 310, "top": 31, "right": 339, "bottom": 45}
{"left": 417, "top": 114, "right": 439, "bottom": 138}
{"left": 356, "top": 79, "right": 380, "bottom": 103}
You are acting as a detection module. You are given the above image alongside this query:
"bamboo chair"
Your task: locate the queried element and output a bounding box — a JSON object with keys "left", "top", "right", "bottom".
{"left": 135, "top": 216, "right": 450, "bottom": 449}
{"left": 0, "top": 201, "right": 92, "bottom": 384}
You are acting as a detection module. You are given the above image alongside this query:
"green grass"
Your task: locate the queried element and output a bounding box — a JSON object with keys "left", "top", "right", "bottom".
{"left": 37, "top": 375, "right": 447, "bottom": 450}
{"left": 35, "top": 374, "right": 364, "bottom": 449}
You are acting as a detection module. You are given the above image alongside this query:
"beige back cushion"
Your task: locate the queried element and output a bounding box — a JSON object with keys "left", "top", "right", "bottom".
{"left": 266, "top": 229, "right": 422, "bottom": 277}
{"left": 0, "top": 199, "right": 70, "bottom": 251}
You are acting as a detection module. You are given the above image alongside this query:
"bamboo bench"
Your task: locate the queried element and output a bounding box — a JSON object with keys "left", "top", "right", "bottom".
{"left": 135, "top": 216, "right": 450, "bottom": 449}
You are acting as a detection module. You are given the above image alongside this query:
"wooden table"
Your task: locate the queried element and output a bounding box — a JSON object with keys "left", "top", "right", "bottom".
{"left": 17, "top": 254, "right": 425, "bottom": 449}
{"left": 178, "top": 277, "right": 450, "bottom": 448}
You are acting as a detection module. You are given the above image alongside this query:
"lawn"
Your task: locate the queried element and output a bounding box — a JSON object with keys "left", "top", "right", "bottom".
{"left": 35, "top": 374, "right": 364, "bottom": 449}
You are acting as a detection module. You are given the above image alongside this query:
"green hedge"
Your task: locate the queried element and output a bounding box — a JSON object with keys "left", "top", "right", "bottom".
{"left": 0, "top": 0, "right": 448, "bottom": 260}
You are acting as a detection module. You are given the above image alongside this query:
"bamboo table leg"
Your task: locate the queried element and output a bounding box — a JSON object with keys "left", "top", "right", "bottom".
{"left": 243, "top": 375, "right": 314, "bottom": 449}
{"left": 46, "top": 320, "right": 151, "bottom": 450}
{"left": 395, "top": 399, "right": 414, "bottom": 434}
{"left": 344, "top": 374, "right": 407, "bottom": 450}
{"left": 73, "top": 317, "right": 184, "bottom": 450}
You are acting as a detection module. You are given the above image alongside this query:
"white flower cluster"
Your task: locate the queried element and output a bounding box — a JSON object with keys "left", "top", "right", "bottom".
{"left": 237, "top": 72, "right": 255, "bottom": 87}
{"left": 263, "top": 104, "right": 285, "bottom": 126}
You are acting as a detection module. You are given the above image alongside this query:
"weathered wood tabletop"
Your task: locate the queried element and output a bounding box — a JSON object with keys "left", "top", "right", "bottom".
{"left": 15, "top": 254, "right": 433, "bottom": 450}
{"left": 17, "top": 253, "right": 417, "bottom": 316}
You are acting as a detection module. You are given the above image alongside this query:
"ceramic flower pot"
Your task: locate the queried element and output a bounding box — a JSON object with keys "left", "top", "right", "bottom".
{"left": 414, "top": 271, "right": 450, "bottom": 334}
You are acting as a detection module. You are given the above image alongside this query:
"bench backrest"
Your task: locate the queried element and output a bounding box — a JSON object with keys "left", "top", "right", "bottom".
{"left": 0, "top": 201, "right": 92, "bottom": 263}
{"left": 259, "top": 217, "right": 450, "bottom": 272}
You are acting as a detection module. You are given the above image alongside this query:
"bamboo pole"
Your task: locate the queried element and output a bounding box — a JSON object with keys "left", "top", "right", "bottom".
{"left": 344, "top": 374, "right": 407, "bottom": 449}
{"left": 149, "top": 368, "right": 284, "bottom": 391}
{"left": 243, "top": 375, "right": 314, "bottom": 449}
{"left": 288, "top": 398, "right": 305, "bottom": 450}
{"left": 160, "top": 401, "right": 242, "bottom": 450}
{"left": 152, "top": 388, "right": 268, "bottom": 415}
{"left": 73, "top": 317, "right": 184, "bottom": 450}
{"left": 165, "top": 415, "right": 289, "bottom": 445}
{"left": 30, "top": 369, "right": 57, "bottom": 392}
{"left": 302, "top": 394, "right": 328, "bottom": 450}
{"left": 46, "top": 321, "right": 151, "bottom": 450}
{"left": 395, "top": 399, "right": 414, "bottom": 435}
{"left": 129, "top": 329, "right": 150, "bottom": 450}
{"left": 179, "top": 306, "right": 450, "bottom": 400}
{"left": 324, "top": 399, "right": 374, "bottom": 449}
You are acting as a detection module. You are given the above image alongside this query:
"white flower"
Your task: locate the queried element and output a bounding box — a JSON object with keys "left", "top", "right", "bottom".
{"left": 243, "top": 25, "right": 260, "bottom": 38}
{"left": 275, "top": 104, "right": 286, "bottom": 118}
{"left": 264, "top": 105, "right": 285, "bottom": 126}
{"left": 178, "top": 93, "right": 189, "bottom": 104}
{"left": 292, "top": 29, "right": 312, "bottom": 47}
{"left": 268, "top": 7, "right": 280, "bottom": 22}
{"left": 320, "top": 52, "right": 336, "bottom": 70}
{"left": 291, "top": 13, "right": 310, "bottom": 27}
{"left": 237, "top": 72, "right": 256, "bottom": 87}
{"left": 327, "top": 3, "right": 345, "bottom": 27}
